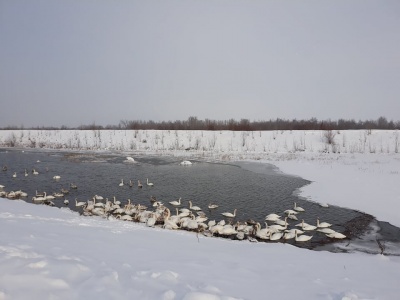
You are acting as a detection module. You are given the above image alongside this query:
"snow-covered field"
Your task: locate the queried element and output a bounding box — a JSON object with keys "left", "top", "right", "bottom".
{"left": 1, "top": 129, "right": 400, "bottom": 300}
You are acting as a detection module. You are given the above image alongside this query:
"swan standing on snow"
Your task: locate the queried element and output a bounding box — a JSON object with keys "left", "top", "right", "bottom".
{"left": 221, "top": 208, "right": 237, "bottom": 218}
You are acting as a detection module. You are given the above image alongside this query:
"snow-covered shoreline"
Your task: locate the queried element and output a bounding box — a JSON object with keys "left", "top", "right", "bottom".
{"left": 1, "top": 130, "right": 400, "bottom": 299}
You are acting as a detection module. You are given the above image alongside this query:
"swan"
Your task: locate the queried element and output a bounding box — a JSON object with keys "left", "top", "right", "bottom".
{"left": 146, "top": 178, "right": 154, "bottom": 187}
{"left": 63, "top": 199, "right": 69, "bottom": 205}
{"left": 274, "top": 217, "right": 288, "bottom": 226}
{"left": 129, "top": 180, "right": 133, "bottom": 187}
{"left": 180, "top": 160, "right": 192, "bottom": 166}
{"left": 24, "top": 169, "right": 28, "bottom": 177}
{"left": 113, "top": 196, "right": 121, "bottom": 206}
{"left": 265, "top": 213, "right": 281, "bottom": 221}
{"left": 270, "top": 231, "right": 284, "bottom": 241}
{"left": 317, "top": 218, "right": 332, "bottom": 228}
{"left": 319, "top": 203, "right": 329, "bottom": 208}
{"left": 221, "top": 208, "right": 237, "bottom": 218}
{"left": 75, "top": 198, "right": 86, "bottom": 207}
{"left": 188, "top": 201, "right": 202, "bottom": 211}
{"left": 12, "top": 172, "right": 17, "bottom": 178}
{"left": 293, "top": 202, "right": 305, "bottom": 212}
{"left": 53, "top": 175, "right": 61, "bottom": 180}
{"left": 32, "top": 192, "right": 47, "bottom": 203}
{"left": 254, "top": 223, "right": 271, "bottom": 240}
{"left": 119, "top": 179, "right": 124, "bottom": 187}
{"left": 70, "top": 183, "right": 77, "bottom": 189}
{"left": 137, "top": 180, "right": 143, "bottom": 188}
{"left": 295, "top": 230, "right": 313, "bottom": 242}
{"left": 208, "top": 203, "right": 219, "bottom": 209}
{"left": 287, "top": 214, "right": 298, "bottom": 221}
{"left": 326, "top": 231, "right": 346, "bottom": 239}
{"left": 169, "top": 197, "right": 181, "bottom": 206}
{"left": 317, "top": 227, "right": 336, "bottom": 234}
{"left": 32, "top": 169, "right": 39, "bottom": 175}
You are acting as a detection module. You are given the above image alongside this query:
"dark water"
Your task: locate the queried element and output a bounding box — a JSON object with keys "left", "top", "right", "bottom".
{"left": 1, "top": 149, "right": 399, "bottom": 254}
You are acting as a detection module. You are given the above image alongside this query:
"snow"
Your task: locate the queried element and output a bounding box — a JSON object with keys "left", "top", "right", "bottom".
{"left": 1, "top": 129, "right": 400, "bottom": 299}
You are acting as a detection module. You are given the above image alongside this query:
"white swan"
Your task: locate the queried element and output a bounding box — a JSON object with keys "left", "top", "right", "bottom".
{"left": 137, "top": 180, "right": 143, "bottom": 188}
{"left": 119, "top": 179, "right": 124, "bottom": 187}
{"left": 169, "top": 197, "right": 181, "bottom": 206}
{"left": 75, "top": 198, "right": 86, "bottom": 207}
{"left": 70, "top": 183, "right": 77, "bottom": 189}
{"left": 188, "top": 200, "right": 202, "bottom": 211}
{"left": 63, "top": 199, "right": 69, "bottom": 205}
{"left": 295, "top": 230, "right": 313, "bottom": 242}
{"left": 146, "top": 178, "right": 154, "bottom": 187}
{"left": 12, "top": 172, "right": 17, "bottom": 178}
{"left": 129, "top": 180, "right": 133, "bottom": 187}
{"left": 294, "top": 202, "right": 305, "bottom": 212}
{"left": 32, "top": 169, "right": 39, "bottom": 175}
{"left": 317, "top": 218, "right": 332, "bottom": 228}
{"left": 113, "top": 196, "right": 121, "bottom": 206}
{"left": 326, "top": 231, "right": 346, "bottom": 239}
{"left": 319, "top": 203, "right": 329, "bottom": 208}
{"left": 208, "top": 203, "right": 219, "bottom": 209}
{"left": 221, "top": 208, "right": 237, "bottom": 218}
{"left": 265, "top": 213, "right": 281, "bottom": 221}
{"left": 53, "top": 175, "right": 61, "bottom": 180}
{"left": 24, "top": 169, "right": 28, "bottom": 177}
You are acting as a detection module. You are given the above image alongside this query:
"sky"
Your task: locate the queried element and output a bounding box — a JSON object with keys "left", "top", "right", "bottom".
{"left": 1, "top": 0, "right": 400, "bottom": 128}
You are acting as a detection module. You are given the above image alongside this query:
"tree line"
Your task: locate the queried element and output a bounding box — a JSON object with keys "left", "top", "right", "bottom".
{"left": 1, "top": 116, "right": 399, "bottom": 131}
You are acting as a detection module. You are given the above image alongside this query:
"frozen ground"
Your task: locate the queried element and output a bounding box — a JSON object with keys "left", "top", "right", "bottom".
{"left": 0, "top": 129, "right": 400, "bottom": 299}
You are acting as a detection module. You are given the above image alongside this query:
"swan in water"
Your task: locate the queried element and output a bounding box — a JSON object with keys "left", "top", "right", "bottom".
{"left": 169, "top": 197, "right": 181, "bottom": 206}
{"left": 53, "top": 175, "right": 61, "bottom": 180}
{"left": 317, "top": 227, "right": 336, "bottom": 234}
{"left": 221, "top": 208, "right": 237, "bottom": 218}
{"left": 119, "top": 179, "right": 124, "bottom": 187}
{"left": 294, "top": 202, "right": 305, "bottom": 212}
{"left": 63, "top": 199, "right": 69, "bottom": 205}
{"left": 70, "top": 183, "right": 77, "bottom": 189}
{"left": 129, "top": 180, "right": 133, "bottom": 187}
{"left": 326, "top": 231, "right": 346, "bottom": 239}
{"left": 317, "top": 218, "right": 332, "bottom": 228}
{"left": 113, "top": 196, "right": 121, "bottom": 206}
{"left": 146, "top": 178, "right": 154, "bottom": 187}
{"left": 32, "top": 169, "right": 39, "bottom": 175}
{"left": 188, "top": 201, "right": 202, "bottom": 211}
{"left": 12, "top": 172, "right": 17, "bottom": 178}
{"left": 295, "top": 230, "right": 313, "bottom": 242}
{"left": 24, "top": 169, "right": 28, "bottom": 177}
{"left": 137, "top": 180, "right": 143, "bottom": 188}
{"left": 75, "top": 198, "right": 86, "bottom": 207}
{"left": 265, "top": 213, "right": 281, "bottom": 221}
{"left": 208, "top": 203, "right": 219, "bottom": 209}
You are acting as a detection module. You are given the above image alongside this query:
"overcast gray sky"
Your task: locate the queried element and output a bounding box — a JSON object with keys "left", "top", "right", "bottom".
{"left": 1, "top": 0, "right": 399, "bottom": 128}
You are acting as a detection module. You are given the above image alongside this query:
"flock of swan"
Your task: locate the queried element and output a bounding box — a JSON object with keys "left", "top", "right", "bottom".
{"left": 0, "top": 164, "right": 347, "bottom": 245}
